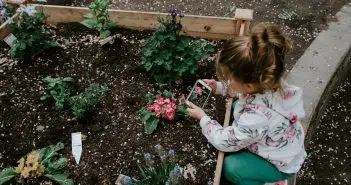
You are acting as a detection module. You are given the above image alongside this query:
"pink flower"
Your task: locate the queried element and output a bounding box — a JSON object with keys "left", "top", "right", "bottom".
{"left": 164, "top": 98, "right": 171, "bottom": 104}
{"left": 165, "top": 111, "right": 175, "bottom": 120}
{"left": 289, "top": 113, "right": 298, "bottom": 124}
{"left": 195, "top": 87, "right": 202, "bottom": 96}
{"left": 155, "top": 97, "right": 165, "bottom": 105}
{"left": 147, "top": 104, "right": 155, "bottom": 111}
{"left": 164, "top": 102, "right": 177, "bottom": 113}
{"left": 170, "top": 102, "right": 177, "bottom": 110}
{"left": 154, "top": 104, "right": 162, "bottom": 117}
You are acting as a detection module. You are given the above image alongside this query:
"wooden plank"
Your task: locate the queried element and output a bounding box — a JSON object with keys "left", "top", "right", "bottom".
{"left": 235, "top": 19, "right": 242, "bottom": 35}
{"left": 244, "top": 20, "right": 251, "bottom": 35}
{"left": 213, "top": 97, "right": 233, "bottom": 185}
{"left": 34, "top": 5, "right": 253, "bottom": 40}
{"left": 0, "top": 12, "right": 20, "bottom": 40}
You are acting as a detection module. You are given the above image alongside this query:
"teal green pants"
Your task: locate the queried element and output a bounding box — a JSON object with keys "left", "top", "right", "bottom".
{"left": 223, "top": 151, "right": 293, "bottom": 185}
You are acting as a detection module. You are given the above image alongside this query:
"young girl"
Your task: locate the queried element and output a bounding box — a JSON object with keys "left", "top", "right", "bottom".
{"left": 187, "top": 23, "right": 306, "bottom": 185}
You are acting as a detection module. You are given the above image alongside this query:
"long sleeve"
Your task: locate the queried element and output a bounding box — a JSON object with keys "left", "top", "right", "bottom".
{"left": 215, "top": 81, "right": 227, "bottom": 96}
{"left": 199, "top": 110, "right": 269, "bottom": 152}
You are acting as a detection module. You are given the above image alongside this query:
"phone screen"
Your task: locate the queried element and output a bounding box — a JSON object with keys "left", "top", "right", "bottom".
{"left": 187, "top": 80, "right": 212, "bottom": 108}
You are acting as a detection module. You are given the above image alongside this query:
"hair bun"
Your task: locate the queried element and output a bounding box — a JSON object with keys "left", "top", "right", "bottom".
{"left": 251, "top": 22, "right": 292, "bottom": 55}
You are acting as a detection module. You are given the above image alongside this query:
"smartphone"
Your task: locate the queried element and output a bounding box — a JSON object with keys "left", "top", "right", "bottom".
{"left": 186, "top": 80, "right": 212, "bottom": 108}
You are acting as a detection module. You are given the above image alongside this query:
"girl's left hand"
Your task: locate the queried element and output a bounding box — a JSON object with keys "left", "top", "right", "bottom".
{"left": 186, "top": 101, "right": 207, "bottom": 120}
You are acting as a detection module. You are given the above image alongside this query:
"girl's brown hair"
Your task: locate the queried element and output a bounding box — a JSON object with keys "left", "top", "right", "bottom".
{"left": 216, "top": 23, "right": 291, "bottom": 92}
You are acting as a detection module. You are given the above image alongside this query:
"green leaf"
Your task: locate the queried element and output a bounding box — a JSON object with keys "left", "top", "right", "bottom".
{"left": 0, "top": 168, "right": 19, "bottom": 185}
{"left": 100, "top": 30, "right": 111, "bottom": 38}
{"left": 40, "top": 95, "right": 49, "bottom": 101}
{"left": 145, "top": 93, "right": 155, "bottom": 104}
{"left": 106, "top": 20, "right": 116, "bottom": 29}
{"left": 144, "top": 62, "right": 153, "bottom": 71}
{"left": 144, "top": 117, "right": 159, "bottom": 134}
{"left": 140, "top": 109, "right": 154, "bottom": 122}
{"left": 40, "top": 142, "right": 64, "bottom": 164}
{"left": 81, "top": 19, "right": 96, "bottom": 29}
{"left": 47, "top": 157, "right": 68, "bottom": 171}
{"left": 44, "top": 173, "right": 74, "bottom": 185}
{"left": 84, "top": 13, "right": 95, "bottom": 19}
{"left": 143, "top": 48, "right": 153, "bottom": 57}
{"left": 88, "top": 3, "right": 97, "bottom": 9}
{"left": 177, "top": 105, "right": 187, "bottom": 117}
{"left": 162, "top": 90, "right": 173, "bottom": 98}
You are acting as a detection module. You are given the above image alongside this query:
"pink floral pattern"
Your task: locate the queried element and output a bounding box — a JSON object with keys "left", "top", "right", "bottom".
{"left": 289, "top": 113, "right": 298, "bottom": 124}
{"left": 287, "top": 126, "right": 297, "bottom": 142}
{"left": 248, "top": 143, "right": 259, "bottom": 154}
{"left": 284, "top": 89, "right": 296, "bottom": 100}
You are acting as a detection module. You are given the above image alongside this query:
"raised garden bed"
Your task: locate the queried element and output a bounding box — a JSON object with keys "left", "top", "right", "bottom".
{"left": 0, "top": 3, "right": 252, "bottom": 185}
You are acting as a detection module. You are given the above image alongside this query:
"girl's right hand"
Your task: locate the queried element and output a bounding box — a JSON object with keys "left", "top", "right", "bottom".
{"left": 203, "top": 79, "right": 217, "bottom": 92}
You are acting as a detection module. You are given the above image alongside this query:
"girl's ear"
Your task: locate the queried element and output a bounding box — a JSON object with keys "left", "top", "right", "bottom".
{"left": 244, "top": 83, "right": 257, "bottom": 93}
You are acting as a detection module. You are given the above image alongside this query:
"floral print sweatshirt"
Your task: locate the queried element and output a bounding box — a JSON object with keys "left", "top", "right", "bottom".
{"left": 200, "top": 81, "right": 306, "bottom": 173}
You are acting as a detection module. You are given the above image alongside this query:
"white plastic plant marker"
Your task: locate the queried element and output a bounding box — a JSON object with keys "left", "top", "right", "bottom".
{"left": 71, "top": 132, "right": 82, "bottom": 164}
{"left": 3, "top": 33, "right": 16, "bottom": 47}
{"left": 99, "top": 36, "right": 114, "bottom": 46}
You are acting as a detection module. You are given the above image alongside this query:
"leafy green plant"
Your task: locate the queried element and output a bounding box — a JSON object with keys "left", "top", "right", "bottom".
{"left": 40, "top": 76, "right": 73, "bottom": 110}
{"left": 70, "top": 83, "right": 109, "bottom": 119}
{"left": 135, "top": 144, "right": 183, "bottom": 185}
{"left": 81, "top": 0, "right": 116, "bottom": 37}
{"left": 41, "top": 76, "right": 109, "bottom": 119}
{"left": 0, "top": 142, "right": 74, "bottom": 185}
{"left": 9, "top": 6, "right": 58, "bottom": 60}
{"left": 140, "top": 90, "right": 187, "bottom": 134}
{"left": 142, "top": 8, "right": 215, "bottom": 84}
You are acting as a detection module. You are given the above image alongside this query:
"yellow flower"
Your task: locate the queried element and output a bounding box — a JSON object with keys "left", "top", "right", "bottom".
{"left": 26, "top": 150, "right": 40, "bottom": 169}
{"left": 36, "top": 162, "right": 45, "bottom": 176}
{"left": 17, "top": 150, "right": 45, "bottom": 179}
{"left": 14, "top": 158, "right": 25, "bottom": 173}
{"left": 20, "top": 166, "right": 31, "bottom": 179}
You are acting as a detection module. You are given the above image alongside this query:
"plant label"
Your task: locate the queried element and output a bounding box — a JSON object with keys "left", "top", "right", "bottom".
{"left": 115, "top": 174, "right": 135, "bottom": 185}
{"left": 3, "top": 33, "right": 17, "bottom": 47}
{"left": 71, "top": 132, "right": 82, "bottom": 164}
{"left": 99, "top": 36, "right": 115, "bottom": 46}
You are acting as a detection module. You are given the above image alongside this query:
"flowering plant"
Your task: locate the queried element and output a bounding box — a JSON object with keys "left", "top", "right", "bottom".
{"left": 140, "top": 90, "right": 187, "bottom": 134}
{"left": 134, "top": 144, "right": 183, "bottom": 185}
{"left": 0, "top": 142, "right": 74, "bottom": 185}
{"left": 8, "top": 5, "right": 58, "bottom": 60}
{"left": 142, "top": 8, "right": 215, "bottom": 84}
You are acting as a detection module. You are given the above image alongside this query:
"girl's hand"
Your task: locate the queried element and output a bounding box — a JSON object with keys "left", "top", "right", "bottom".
{"left": 186, "top": 101, "right": 207, "bottom": 120}
{"left": 203, "top": 79, "right": 217, "bottom": 93}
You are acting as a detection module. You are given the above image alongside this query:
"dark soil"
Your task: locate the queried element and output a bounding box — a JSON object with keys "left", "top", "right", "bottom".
{"left": 2, "top": 0, "right": 351, "bottom": 184}
{"left": 0, "top": 23, "right": 226, "bottom": 184}
{"left": 49, "top": 0, "right": 351, "bottom": 70}
{"left": 297, "top": 70, "right": 351, "bottom": 184}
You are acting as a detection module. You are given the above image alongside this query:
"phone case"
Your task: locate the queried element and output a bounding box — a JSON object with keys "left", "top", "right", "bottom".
{"left": 186, "top": 80, "right": 212, "bottom": 108}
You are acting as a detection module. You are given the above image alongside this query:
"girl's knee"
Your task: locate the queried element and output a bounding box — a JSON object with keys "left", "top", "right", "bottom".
{"left": 223, "top": 155, "right": 242, "bottom": 183}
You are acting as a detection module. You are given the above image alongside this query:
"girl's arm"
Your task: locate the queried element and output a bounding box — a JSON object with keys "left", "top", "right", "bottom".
{"left": 215, "top": 81, "right": 227, "bottom": 96}
{"left": 200, "top": 110, "right": 269, "bottom": 152}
